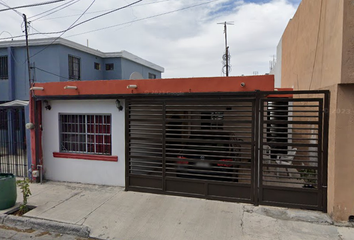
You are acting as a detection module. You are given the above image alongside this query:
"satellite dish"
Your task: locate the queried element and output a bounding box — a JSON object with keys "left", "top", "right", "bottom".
{"left": 129, "top": 72, "right": 143, "bottom": 80}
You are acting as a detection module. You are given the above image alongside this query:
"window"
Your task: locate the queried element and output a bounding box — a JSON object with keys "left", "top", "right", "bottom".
{"left": 0, "top": 56, "right": 8, "bottom": 80}
{"left": 60, "top": 114, "right": 111, "bottom": 155}
{"left": 68, "top": 55, "right": 80, "bottom": 80}
{"left": 148, "top": 73, "right": 156, "bottom": 79}
{"left": 94, "top": 62, "right": 100, "bottom": 70}
{"left": 105, "top": 63, "right": 114, "bottom": 71}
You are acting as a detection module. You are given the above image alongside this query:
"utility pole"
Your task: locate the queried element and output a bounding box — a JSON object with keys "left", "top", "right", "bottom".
{"left": 23, "top": 14, "right": 32, "bottom": 88}
{"left": 218, "top": 21, "right": 233, "bottom": 76}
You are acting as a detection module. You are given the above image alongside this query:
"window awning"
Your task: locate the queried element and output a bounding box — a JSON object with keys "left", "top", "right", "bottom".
{"left": 0, "top": 100, "right": 29, "bottom": 107}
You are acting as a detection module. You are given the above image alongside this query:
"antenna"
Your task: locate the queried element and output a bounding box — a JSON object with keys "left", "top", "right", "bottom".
{"left": 217, "top": 21, "right": 234, "bottom": 76}
{"left": 129, "top": 72, "right": 143, "bottom": 80}
{"left": 269, "top": 55, "right": 276, "bottom": 72}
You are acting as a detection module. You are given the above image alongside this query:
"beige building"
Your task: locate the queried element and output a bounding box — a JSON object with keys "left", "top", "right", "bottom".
{"left": 274, "top": 0, "right": 354, "bottom": 221}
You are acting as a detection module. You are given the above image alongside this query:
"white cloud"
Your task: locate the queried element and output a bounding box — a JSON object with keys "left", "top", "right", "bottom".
{"left": 0, "top": 0, "right": 298, "bottom": 78}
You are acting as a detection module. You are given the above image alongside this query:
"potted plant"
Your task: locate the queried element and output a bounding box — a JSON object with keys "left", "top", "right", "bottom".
{"left": 298, "top": 168, "right": 317, "bottom": 188}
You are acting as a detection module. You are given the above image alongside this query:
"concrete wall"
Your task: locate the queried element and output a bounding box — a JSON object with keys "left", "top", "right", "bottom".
{"left": 0, "top": 44, "right": 162, "bottom": 102}
{"left": 103, "top": 58, "right": 122, "bottom": 80}
{"left": 121, "top": 58, "right": 161, "bottom": 80}
{"left": 280, "top": 0, "right": 354, "bottom": 221}
{"left": 41, "top": 100, "right": 125, "bottom": 186}
{"left": 58, "top": 45, "right": 104, "bottom": 81}
{"left": 270, "top": 38, "right": 282, "bottom": 88}
{"left": 331, "top": 85, "right": 354, "bottom": 220}
{"left": 341, "top": 0, "right": 354, "bottom": 84}
{"left": 281, "top": 0, "right": 344, "bottom": 90}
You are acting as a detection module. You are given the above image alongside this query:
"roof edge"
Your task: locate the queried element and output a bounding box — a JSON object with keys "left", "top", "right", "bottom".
{"left": 0, "top": 37, "right": 164, "bottom": 72}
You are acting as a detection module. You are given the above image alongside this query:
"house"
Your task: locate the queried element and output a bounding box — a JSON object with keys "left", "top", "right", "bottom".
{"left": 270, "top": 0, "right": 354, "bottom": 221}
{"left": 0, "top": 37, "right": 164, "bottom": 179}
{"left": 27, "top": 75, "right": 330, "bottom": 213}
{"left": 0, "top": 37, "right": 164, "bottom": 102}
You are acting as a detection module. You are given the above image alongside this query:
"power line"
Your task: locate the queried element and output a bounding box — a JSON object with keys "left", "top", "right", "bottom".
{"left": 29, "top": 0, "right": 81, "bottom": 22}
{"left": 0, "top": 0, "right": 143, "bottom": 40}
{"left": 0, "top": 0, "right": 65, "bottom": 12}
{"left": 0, "top": 0, "right": 217, "bottom": 41}
{"left": 34, "top": 66, "right": 70, "bottom": 80}
{"left": 33, "top": 0, "right": 171, "bottom": 22}
{"left": 28, "top": 0, "right": 97, "bottom": 60}
{"left": 64, "top": 0, "right": 142, "bottom": 32}
{"left": 0, "top": 0, "right": 22, "bottom": 16}
{"left": 66, "top": 0, "right": 217, "bottom": 38}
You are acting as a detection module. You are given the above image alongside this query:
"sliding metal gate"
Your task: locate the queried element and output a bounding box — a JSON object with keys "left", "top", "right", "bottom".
{"left": 126, "top": 91, "right": 329, "bottom": 211}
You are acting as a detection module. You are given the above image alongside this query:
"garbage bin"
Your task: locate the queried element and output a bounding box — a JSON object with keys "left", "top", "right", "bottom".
{"left": 0, "top": 173, "right": 17, "bottom": 210}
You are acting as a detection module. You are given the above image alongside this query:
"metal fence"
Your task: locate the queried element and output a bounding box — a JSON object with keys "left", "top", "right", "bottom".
{"left": 0, "top": 107, "right": 28, "bottom": 177}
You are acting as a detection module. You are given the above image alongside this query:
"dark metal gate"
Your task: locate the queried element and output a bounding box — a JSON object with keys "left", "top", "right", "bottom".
{"left": 258, "top": 92, "right": 329, "bottom": 210}
{"left": 0, "top": 107, "right": 28, "bottom": 177}
{"left": 126, "top": 91, "right": 329, "bottom": 211}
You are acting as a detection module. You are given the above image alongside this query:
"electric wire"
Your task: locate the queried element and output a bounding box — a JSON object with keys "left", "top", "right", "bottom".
{"left": 66, "top": 0, "right": 217, "bottom": 38}
{"left": 0, "top": 0, "right": 65, "bottom": 12}
{"left": 0, "top": 0, "right": 143, "bottom": 40}
{"left": 0, "top": 0, "right": 217, "bottom": 41}
{"left": 35, "top": 66, "right": 70, "bottom": 80}
{"left": 28, "top": 0, "right": 97, "bottom": 60}
{"left": 33, "top": 0, "right": 171, "bottom": 22}
{"left": 0, "top": 0, "right": 22, "bottom": 16}
{"left": 29, "top": 0, "right": 81, "bottom": 22}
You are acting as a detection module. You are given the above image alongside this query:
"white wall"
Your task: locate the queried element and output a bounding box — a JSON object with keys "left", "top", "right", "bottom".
{"left": 270, "top": 37, "right": 282, "bottom": 88}
{"left": 41, "top": 99, "right": 125, "bottom": 186}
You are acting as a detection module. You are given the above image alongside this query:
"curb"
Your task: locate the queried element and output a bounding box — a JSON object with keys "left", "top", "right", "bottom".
{"left": 245, "top": 205, "right": 334, "bottom": 225}
{"left": 0, "top": 214, "right": 91, "bottom": 238}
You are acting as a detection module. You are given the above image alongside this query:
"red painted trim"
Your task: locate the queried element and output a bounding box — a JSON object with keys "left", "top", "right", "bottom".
{"left": 31, "top": 75, "right": 275, "bottom": 97}
{"left": 53, "top": 152, "right": 118, "bottom": 162}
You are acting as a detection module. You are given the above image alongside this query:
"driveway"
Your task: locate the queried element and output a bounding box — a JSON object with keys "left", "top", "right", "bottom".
{"left": 1, "top": 181, "right": 353, "bottom": 240}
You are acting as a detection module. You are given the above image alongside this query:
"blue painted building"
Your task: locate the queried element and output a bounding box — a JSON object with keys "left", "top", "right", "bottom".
{"left": 0, "top": 37, "right": 164, "bottom": 177}
{"left": 0, "top": 37, "right": 164, "bottom": 102}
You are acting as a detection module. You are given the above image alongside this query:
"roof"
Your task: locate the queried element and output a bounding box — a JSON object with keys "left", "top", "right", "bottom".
{"left": 0, "top": 100, "right": 29, "bottom": 107}
{"left": 0, "top": 37, "right": 164, "bottom": 73}
{"left": 30, "top": 75, "right": 275, "bottom": 98}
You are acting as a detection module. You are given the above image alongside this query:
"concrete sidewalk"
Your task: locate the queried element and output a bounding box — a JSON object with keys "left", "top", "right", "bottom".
{"left": 1, "top": 181, "right": 353, "bottom": 240}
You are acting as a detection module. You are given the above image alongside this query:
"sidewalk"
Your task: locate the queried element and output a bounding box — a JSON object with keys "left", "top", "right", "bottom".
{"left": 1, "top": 181, "right": 353, "bottom": 240}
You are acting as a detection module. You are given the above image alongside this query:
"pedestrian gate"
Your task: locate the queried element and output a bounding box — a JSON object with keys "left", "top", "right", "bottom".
{"left": 0, "top": 107, "right": 28, "bottom": 177}
{"left": 126, "top": 91, "right": 329, "bottom": 211}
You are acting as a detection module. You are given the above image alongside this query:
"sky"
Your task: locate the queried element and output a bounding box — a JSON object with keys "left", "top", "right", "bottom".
{"left": 0, "top": 0, "right": 301, "bottom": 78}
